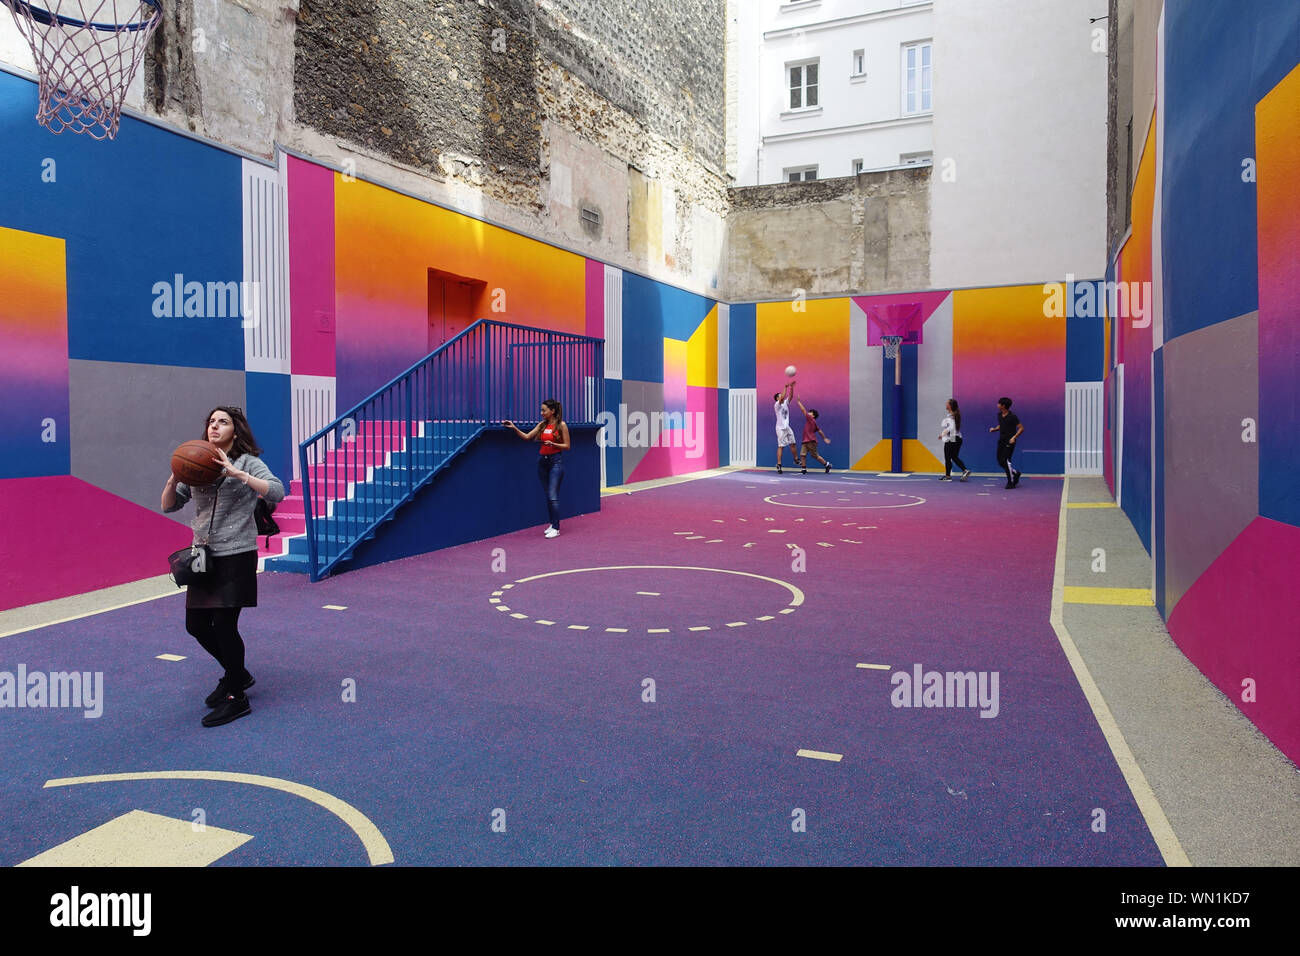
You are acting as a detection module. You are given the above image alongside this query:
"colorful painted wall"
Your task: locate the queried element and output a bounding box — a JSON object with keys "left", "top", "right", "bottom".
{"left": 749, "top": 285, "right": 1098, "bottom": 477}
{"left": 1110, "top": 3, "right": 1299, "bottom": 764}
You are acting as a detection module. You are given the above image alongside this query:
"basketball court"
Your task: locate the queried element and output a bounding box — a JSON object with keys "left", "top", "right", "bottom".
{"left": 0, "top": 0, "right": 1297, "bottom": 895}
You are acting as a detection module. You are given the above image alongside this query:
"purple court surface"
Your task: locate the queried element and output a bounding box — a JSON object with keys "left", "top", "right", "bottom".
{"left": 0, "top": 471, "right": 1163, "bottom": 866}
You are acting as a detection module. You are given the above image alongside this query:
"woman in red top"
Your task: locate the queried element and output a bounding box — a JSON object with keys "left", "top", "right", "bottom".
{"left": 504, "top": 399, "right": 571, "bottom": 538}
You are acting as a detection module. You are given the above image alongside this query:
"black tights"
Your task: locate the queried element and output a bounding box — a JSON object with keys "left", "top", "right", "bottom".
{"left": 186, "top": 608, "right": 248, "bottom": 688}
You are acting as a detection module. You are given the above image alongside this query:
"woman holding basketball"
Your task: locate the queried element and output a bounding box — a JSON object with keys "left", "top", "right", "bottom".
{"left": 503, "top": 399, "right": 570, "bottom": 538}
{"left": 161, "top": 406, "right": 284, "bottom": 727}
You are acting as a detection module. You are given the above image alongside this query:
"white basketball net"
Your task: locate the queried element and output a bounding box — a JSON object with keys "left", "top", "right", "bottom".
{"left": 882, "top": 335, "right": 903, "bottom": 359}
{"left": 3, "top": 0, "right": 162, "bottom": 139}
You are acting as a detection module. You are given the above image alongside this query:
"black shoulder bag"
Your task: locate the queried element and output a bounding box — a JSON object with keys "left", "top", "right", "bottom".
{"left": 168, "top": 484, "right": 220, "bottom": 587}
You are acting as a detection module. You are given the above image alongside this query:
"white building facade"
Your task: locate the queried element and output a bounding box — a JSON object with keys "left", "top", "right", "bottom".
{"left": 732, "top": 0, "right": 935, "bottom": 186}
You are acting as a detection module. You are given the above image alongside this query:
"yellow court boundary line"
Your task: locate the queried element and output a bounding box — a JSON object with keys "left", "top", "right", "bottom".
{"left": 1051, "top": 479, "right": 1189, "bottom": 866}
{"left": 43, "top": 771, "right": 394, "bottom": 866}
{"left": 1063, "top": 586, "right": 1156, "bottom": 606}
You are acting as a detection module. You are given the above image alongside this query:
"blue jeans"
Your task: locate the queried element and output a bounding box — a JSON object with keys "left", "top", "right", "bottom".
{"left": 537, "top": 452, "right": 564, "bottom": 528}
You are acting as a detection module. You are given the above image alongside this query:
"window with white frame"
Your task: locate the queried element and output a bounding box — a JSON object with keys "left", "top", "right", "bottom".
{"left": 852, "top": 159, "right": 864, "bottom": 174}
{"left": 900, "top": 151, "right": 933, "bottom": 166}
{"left": 784, "top": 165, "right": 818, "bottom": 182}
{"left": 788, "top": 60, "right": 819, "bottom": 110}
{"left": 901, "top": 41, "right": 932, "bottom": 115}
{"left": 852, "top": 49, "right": 865, "bottom": 77}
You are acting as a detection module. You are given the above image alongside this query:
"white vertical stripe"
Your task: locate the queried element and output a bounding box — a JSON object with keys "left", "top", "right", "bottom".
{"left": 603, "top": 265, "right": 623, "bottom": 380}
{"left": 1065, "top": 382, "right": 1104, "bottom": 475}
{"left": 291, "top": 375, "right": 337, "bottom": 482}
{"left": 242, "top": 157, "right": 291, "bottom": 374}
{"left": 729, "top": 388, "right": 757, "bottom": 466}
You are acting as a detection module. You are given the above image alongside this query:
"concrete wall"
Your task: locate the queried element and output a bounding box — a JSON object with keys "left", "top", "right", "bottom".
{"left": 930, "top": 0, "right": 1108, "bottom": 289}
{"left": 727, "top": 167, "right": 930, "bottom": 301}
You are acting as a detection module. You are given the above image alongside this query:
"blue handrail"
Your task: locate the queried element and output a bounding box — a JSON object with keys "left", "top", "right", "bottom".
{"left": 297, "top": 319, "right": 604, "bottom": 580}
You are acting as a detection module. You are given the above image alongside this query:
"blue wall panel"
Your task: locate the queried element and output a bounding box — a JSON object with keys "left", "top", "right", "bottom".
{"left": 620, "top": 272, "right": 716, "bottom": 383}
{"left": 0, "top": 72, "right": 245, "bottom": 371}
{"left": 728, "top": 303, "right": 757, "bottom": 389}
{"left": 1161, "top": 1, "right": 1299, "bottom": 341}
{"left": 245, "top": 372, "right": 292, "bottom": 487}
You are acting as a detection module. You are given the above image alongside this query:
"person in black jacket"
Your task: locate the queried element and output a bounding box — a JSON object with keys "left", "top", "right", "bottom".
{"left": 988, "top": 397, "right": 1024, "bottom": 489}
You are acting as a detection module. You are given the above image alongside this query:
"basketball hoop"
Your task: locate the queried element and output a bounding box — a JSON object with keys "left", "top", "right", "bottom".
{"left": 882, "top": 335, "right": 903, "bottom": 360}
{"left": 2, "top": 0, "right": 163, "bottom": 140}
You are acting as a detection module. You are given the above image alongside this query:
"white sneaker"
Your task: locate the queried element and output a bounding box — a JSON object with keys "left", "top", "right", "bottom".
{"left": 544, "top": 527, "right": 559, "bottom": 538}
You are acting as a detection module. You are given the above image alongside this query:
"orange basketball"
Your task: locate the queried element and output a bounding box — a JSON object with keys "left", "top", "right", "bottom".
{"left": 171, "top": 440, "right": 223, "bottom": 486}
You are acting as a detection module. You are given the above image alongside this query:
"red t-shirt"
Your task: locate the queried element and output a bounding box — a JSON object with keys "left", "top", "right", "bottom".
{"left": 539, "top": 423, "right": 562, "bottom": 455}
{"left": 801, "top": 412, "right": 818, "bottom": 443}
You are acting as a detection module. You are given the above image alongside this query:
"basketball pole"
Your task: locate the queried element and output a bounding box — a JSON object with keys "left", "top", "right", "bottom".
{"left": 891, "top": 351, "right": 903, "bottom": 473}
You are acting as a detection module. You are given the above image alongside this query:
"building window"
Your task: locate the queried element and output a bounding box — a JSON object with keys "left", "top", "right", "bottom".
{"left": 852, "top": 49, "right": 865, "bottom": 77}
{"left": 788, "top": 60, "right": 819, "bottom": 110}
{"left": 852, "top": 159, "right": 864, "bottom": 174}
{"left": 785, "top": 166, "right": 818, "bottom": 182}
{"left": 900, "top": 151, "right": 933, "bottom": 166}
{"left": 902, "top": 41, "right": 932, "bottom": 115}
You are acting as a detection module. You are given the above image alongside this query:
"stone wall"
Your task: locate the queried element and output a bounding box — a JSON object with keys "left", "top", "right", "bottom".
{"left": 727, "top": 167, "right": 931, "bottom": 301}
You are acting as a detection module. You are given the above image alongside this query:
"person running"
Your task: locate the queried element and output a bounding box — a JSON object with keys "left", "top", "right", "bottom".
{"left": 504, "top": 399, "right": 570, "bottom": 537}
{"left": 939, "top": 398, "right": 971, "bottom": 481}
{"left": 988, "top": 397, "right": 1024, "bottom": 488}
{"left": 795, "top": 396, "right": 831, "bottom": 474}
{"left": 773, "top": 381, "right": 798, "bottom": 473}
{"left": 162, "top": 405, "right": 285, "bottom": 728}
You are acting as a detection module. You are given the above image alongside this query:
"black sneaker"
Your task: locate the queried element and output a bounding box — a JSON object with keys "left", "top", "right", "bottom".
{"left": 205, "top": 673, "right": 255, "bottom": 708}
{"left": 1011, "top": 471, "right": 1021, "bottom": 488}
{"left": 1005, "top": 481, "right": 1015, "bottom": 489}
{"left": 939, "top": 475, "right": 951, "bottom": 481}
{"left": 776, "top": 463, "right": 782, "bottom": 474}
{"left": 824, "top": 463, "right": 831, "bottom": 474}
{"left": 801, "top": 466, "right": 807, "bottom": 475}
{"left": 961, "top": 470, "right": 971, "bottom": 481}
{"left": 202, "top": 693, "right": 250, "bottom": 727}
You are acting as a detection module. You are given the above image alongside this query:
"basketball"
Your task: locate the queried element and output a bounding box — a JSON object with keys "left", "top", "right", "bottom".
{"left": 171, "top": 440, "right": 223, "bottom": 486}
{"left": 785, "top": 365, "right": 797, "bottom": 377}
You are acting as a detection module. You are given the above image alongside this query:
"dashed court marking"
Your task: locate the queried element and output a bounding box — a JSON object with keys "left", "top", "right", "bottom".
{"left": 856, "top": 663, "right": 890, "bottom": 670}
{"left": 41, "top": 771, "right": 394, "bottom": 865}
{"left": 796, "top": 749, "right": 843, "bottom": 762}
{"left": 1063, "top": 586, "right": 1155, "bottom": 606}
{"left": 323, "top": 605, "right": 348, "bottom": 611}
{"left": 764, "top": 490, "right": 925, "bottom": 510}
{"left": 156, "top": 654, "right": 186, "bottom": 662}
{"left": 636, "top": 591, "right": 661, "bottom": 596}
{"left": 689, "top": 626, "right": 710, "bottom": 632}
{"left": 493, "top": 566, "right": 805, "bottom": 632}
{"left": 536, "top": 620, "right": 556, "bottom": 626}
{"left": 648, "top": 628, "right": 670, "bottom": 634}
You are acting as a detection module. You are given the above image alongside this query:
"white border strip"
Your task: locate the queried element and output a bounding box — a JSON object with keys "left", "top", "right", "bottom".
{"left": 1050, "top": 476, "right": 1189, "bottom": 866}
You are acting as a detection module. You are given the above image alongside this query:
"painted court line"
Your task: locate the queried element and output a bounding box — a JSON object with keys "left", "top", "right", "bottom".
{"left": 1050, "top": 478, "right": 1189, "bottom": 866}
{"left": 796, "top": 749, "right": 843, "bottom": 762}
{"left": 1067, "top": 502, "right": 1118, "bottom": 509}
{"left": 856, "top": 663, "right": 889, "bottom": 670}
{"left": 155, "top": 654, "right": 186, "bottom": 662}
{"left": 1063, "top": 586, "right": 1155, "bottom": 606}
{"left": 323, "top": 605, "right": 348, "bottom": 610}
{"left": 43, "top": 771, "right": 394, "bottom": 865}
{"left": 636, "top": 591, "right": 660, "bottom": 596}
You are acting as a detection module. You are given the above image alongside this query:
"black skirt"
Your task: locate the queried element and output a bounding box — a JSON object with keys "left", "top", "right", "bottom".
{"left": 185, "top": 549, "right": 259, "bottom": 609}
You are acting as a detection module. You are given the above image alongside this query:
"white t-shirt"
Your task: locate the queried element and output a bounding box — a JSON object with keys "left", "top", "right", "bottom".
{"left": 775, "top": 399, "right": 791, "bottom": 430}
{"left": 940, "top": 415, "right": 962, "bottom": 442}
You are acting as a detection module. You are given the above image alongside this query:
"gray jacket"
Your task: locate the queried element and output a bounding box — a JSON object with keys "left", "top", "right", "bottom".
{"left": 166, "top": 454, "right": 286, "bottom": 556}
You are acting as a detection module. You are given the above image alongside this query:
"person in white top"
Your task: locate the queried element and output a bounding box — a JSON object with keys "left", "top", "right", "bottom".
{"left": 773, "top": 380, "right": 797, "bottom": 473}
{"left": 938, "top": 398, "right": 971, "bottom": 481}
